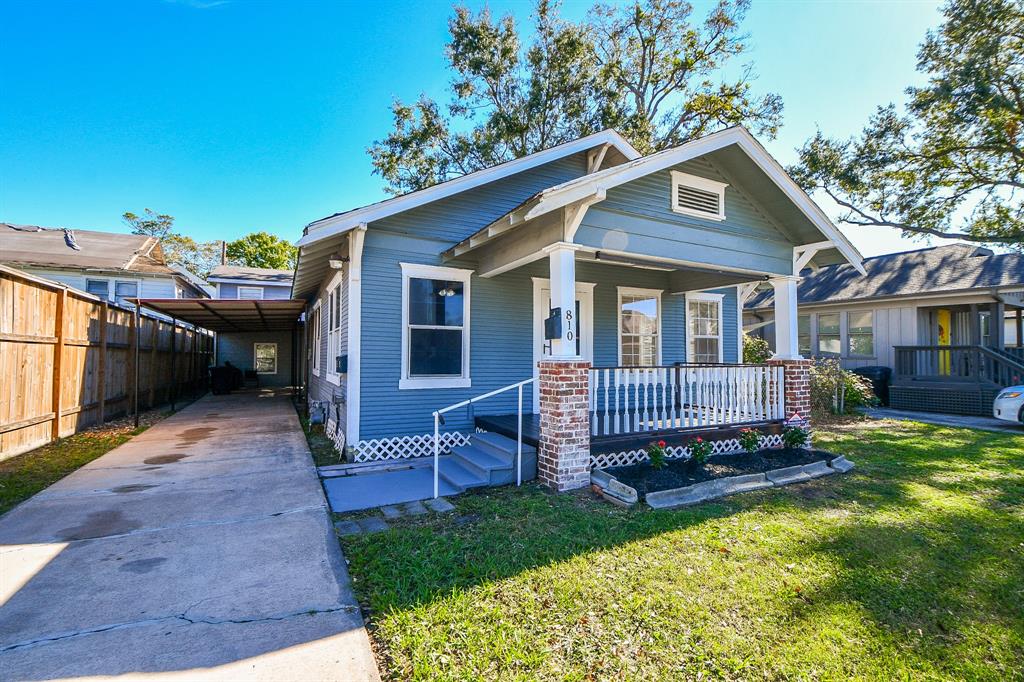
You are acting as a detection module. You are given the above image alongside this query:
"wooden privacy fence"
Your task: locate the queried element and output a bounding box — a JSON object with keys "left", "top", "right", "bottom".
{"left": 0, "top": 264, "right": 214, "bottom": 460}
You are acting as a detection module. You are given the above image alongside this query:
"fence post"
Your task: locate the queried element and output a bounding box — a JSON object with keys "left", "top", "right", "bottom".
{"left": 148, "top": 321, "right": 158, "bottom": 408}
{"left": 170, "top": 321, "right": 177, "bottom": 411}
{"left": 50, "top": 288, "right": 67, "bottom": 440}
{"left": 97, "top": 301, "right": 108, "bottom": 424}
{"left": 133, "top": 305, "right": 140, "bottom": 428}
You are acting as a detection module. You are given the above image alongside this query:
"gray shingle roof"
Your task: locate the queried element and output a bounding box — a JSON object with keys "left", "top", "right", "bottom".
{"left": 1, "top": 223, "right": 162, "bottom": 271}
{"left": 748, "top": 244, "right": 1024, "bottom": 310}
{"left": 207, "top": 265, "right": 293, "bottom": 284}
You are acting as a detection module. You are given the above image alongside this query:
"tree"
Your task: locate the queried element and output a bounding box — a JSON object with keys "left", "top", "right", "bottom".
{"left": 226, "top": 231, "right": 298, "bottom": 270}
{"left": 369, "top": 0, "right": 781, "bottom": 194}
{"left": 791, "top": 0, "right": 1023, "bottom": 248}
{"left": 122, "top": 209, "right": 221, "bottom": 277}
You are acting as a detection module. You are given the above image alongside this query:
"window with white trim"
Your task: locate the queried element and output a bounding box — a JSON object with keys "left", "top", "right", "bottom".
{"left": 686, "top": 293, "right": 724, "bottom": 363}
{"left": 847, "top": 311, "right": 874, "bottom": 357}
{"left": 326, "top": 280, "right": 342, "bottom": 381}
{"left": 818, "top": 313, "right": 841, "bottom": 355}
{"left": 670, "top": 170, "right": 728, "bottom": 221}
{"left": 400, "top": 263, "right": 472, "bottom": 389}
{"left": 310, "top": 303, "right": 322, "bottom": 376}
{"left": 618, "top": 287, "right": 661, "bottom": 366}
{"left": 237, "top": 286, "right": 263, "bottom": 300}
{"left": 254, "top": 343, "right": 277, "bottom": 374}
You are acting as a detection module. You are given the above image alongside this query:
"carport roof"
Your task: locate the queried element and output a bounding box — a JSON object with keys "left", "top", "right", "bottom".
{"left": 131, "top": 298, "right": 304, "bottom": 332}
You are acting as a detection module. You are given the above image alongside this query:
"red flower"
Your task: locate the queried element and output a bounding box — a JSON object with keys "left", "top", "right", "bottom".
{"left": 695, "top": 437, "right": 703, "bottom": 443}
{"left": 658, "top": 440, "right": 666, "bottom": 448}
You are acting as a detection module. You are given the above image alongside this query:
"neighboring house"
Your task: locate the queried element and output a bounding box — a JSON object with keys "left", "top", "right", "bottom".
{"left": 0, "top": 223, "right": 209, "bottom": 303}
{"left": 291, "top": 125, "right": 863, "bottom": 490}
{"left": 207, "top": 264, "right": 297, "bottom": 388}
{"left": 207, "top": 264, "right": 293, "bottom": 300}
{"left": 746, "top": 244, "right": 1024, "bottom": 415}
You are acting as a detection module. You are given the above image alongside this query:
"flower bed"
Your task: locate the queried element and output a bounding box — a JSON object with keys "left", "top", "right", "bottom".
{"left": 591, "top": 448, "right": 854, "bottom": 509}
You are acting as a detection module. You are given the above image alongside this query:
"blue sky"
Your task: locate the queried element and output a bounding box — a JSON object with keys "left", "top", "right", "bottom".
{"left": 1, "top": 0, "right": 944, "bottom": 256}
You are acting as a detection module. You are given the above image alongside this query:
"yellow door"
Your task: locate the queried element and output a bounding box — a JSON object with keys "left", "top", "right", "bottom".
{"left": 937, "top": 309, "right": 951, "bottom": 374}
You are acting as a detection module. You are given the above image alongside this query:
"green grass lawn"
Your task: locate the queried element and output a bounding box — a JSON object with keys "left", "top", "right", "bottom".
{"left": 0, "top": 424, "right": 147, "bottom": 515}
{"left": 341, "top": 421, "right": 1024, "bottom": 680}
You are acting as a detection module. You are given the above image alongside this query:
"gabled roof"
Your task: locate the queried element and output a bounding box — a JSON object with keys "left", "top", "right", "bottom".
{"left": 451, "top": 126, "right": 863, "bottom": 273}
{"left": 295, "top": 129, "right": 639, "bottom": 248}
{"left": 1, "top": 223, "right": 159, "bottom": 271}
{"left": 208, "top": 264, "right": 294, "bottom": 284}
{"left": 748, "top": 244, "right": 1024, "bottom": 310}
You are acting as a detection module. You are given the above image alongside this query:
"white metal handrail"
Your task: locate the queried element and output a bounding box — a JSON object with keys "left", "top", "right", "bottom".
{"left": 431, "top": 377, "right": 536, "bottom": 498}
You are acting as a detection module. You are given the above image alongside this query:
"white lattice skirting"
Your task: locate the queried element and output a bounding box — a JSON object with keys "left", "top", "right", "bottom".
{"left": 353, "top": 432, "right": 473, "bottom": 462}
{"left": 592, "top": 433, "right": 785, "bottom": 469}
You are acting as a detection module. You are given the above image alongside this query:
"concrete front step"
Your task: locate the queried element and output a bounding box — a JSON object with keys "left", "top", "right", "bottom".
{"left": 437, "top": 455, "right": 490, "bottom": 491}
{"left": 473, "top": 431, "right": 536, "bottom": 460}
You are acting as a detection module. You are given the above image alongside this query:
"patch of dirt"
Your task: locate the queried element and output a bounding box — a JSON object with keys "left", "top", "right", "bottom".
{"left": 605, "top": 448, "right": 836, "bottom": 496}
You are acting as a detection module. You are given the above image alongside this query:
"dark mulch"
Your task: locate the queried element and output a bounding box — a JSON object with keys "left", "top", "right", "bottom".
{"left": 605, "top": 448, "right": 835, "bottom": 496}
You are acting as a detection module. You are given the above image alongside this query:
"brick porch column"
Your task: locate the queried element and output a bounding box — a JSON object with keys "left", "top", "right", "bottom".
{"left": 769, "top": 358, "right": 813, "bottom": 427}
{"left": 537, "top": 359, "right": 591, "bottom": 491}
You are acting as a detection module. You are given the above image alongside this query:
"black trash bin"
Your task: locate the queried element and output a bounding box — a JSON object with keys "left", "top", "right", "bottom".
{"left": 852, "top": 366, "right": 892, "bottom": 406}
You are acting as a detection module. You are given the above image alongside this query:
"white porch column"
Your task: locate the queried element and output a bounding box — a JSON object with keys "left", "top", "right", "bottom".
{"left": 771, "top": 275, "right": 801, "bottom": 360}
{"left": 546, "top": 244, "right": 579, "bottom": 359}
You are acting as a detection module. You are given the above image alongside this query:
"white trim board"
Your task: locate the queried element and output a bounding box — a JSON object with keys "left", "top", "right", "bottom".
{"left": 297, "top": 129, "right": 640, "bottom": 247}
{"left": 531, "top": 278, "right": 595, "bottom": 412}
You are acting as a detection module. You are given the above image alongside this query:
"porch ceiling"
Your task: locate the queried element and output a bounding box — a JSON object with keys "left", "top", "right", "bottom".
{"left": 131, "top": 298, "right": 305, "bottom": 332}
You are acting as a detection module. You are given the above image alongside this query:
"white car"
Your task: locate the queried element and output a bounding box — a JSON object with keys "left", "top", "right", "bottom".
{"left": 993, "top": 386, "right": 1024, "bottom": 424}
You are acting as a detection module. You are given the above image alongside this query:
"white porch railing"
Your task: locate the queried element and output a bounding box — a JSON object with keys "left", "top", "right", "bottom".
{"left": 432, "top": 377, "right": 535, "bottom": 499}
{"left": 588, "top": 364, "right": 784, "bottom": 436}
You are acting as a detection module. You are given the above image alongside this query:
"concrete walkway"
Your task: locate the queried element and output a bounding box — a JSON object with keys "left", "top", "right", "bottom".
{"left": 864, "top": 407, "right": 1024, "bottom": 435}
{"left": 0, "top": 390, "right": 379, "bottom": 681}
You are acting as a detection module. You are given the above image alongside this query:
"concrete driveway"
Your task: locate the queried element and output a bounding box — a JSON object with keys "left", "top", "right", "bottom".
{"left": 864, "top": 407, "right": 1024, "bottom": 435}
{"left": 0, "top": 390, "right": 379, "bottom": 681}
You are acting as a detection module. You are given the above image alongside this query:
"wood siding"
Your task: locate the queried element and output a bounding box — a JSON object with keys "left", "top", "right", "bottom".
{"left": 216, "top": 282, "right": 293, "bottom": 300}
{"left": 576, "top": 157, "right": 795, "bottom": 275}
{"left": 0, "top": 265, "right": 213, "bottom": 460}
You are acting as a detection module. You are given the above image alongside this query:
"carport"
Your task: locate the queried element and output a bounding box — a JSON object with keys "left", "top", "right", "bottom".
{"left": 130, "top": 298, "right": 306, "bottom": 418}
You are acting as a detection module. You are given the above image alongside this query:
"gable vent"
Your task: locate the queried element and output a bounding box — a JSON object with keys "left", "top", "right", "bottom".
{"left": 676, "top": 184, "right": 720, "bottom": 216}
{"left": 670, "top": 170, "right": 728, "bottom": 221}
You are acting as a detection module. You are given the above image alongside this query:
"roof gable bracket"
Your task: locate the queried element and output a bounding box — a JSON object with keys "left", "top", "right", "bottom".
{"left": 563, "top": 190, "right": 606, "bottom": 242}
{"left": 587, "top": 143, "right": 611, "bottom": 173}
{"left": 794, "top": 240, "right": 834, "bottom": 273}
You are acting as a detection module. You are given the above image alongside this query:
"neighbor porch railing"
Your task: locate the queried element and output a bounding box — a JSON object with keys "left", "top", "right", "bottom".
{"left": 432, "top": 377, "right": 535, "bottom": 498}
{"left": 588, "top": 364, "right": 785, "bottom": 436}
{"left": 894, "top": 345, "right": 1024, "bottom": 387}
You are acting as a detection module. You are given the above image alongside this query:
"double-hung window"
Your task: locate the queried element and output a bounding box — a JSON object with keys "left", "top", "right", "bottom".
{"left": 618, "top": 287, "right": 661, "bottom": 366}
{"left": 86, "top": 279, "right": 110, "bottom": 301}
{"left": 310, "top": 303, "right": 322, "bottom": 376}
{"left": 400, "top": 263, "right": 472, "bottom": 389}
{"left": 686, "top": 292, "right": 724, "bottom": 363}
{"left": 817, "top": 313, "right": 841, "bottom": 355}
{"left": 847, "top": 311, "right": 874, "bottom": 357}
{"left": 326, "top": 278, "right": 343, "bottom": 383}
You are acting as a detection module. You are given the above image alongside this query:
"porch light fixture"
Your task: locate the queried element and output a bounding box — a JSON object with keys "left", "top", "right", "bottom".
{"left": 328, "top": 256, "right": 349, "bottom": 269}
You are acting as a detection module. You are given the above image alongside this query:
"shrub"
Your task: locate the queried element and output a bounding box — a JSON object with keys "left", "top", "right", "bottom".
{"left": 782, "top": 425, "right": 810, "bottom": 448}
{"left": 743, "top": 332, "right": 772, "bottom": 364}
{"left": 689, "top": 436, "right": 713, "bottom": 464}
{"left": 738, "top": 428, "right": 760, "bottom": 454}
{"left": 809, "top": 357, "right": 878, "bottom": 419}
{"left": 648, "top": 439, "right": 667, "bottom": 469}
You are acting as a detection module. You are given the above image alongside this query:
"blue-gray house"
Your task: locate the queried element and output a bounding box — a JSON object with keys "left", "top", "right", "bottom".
{"left": 292, "top": 127, "right": 864, "bottom": 491}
